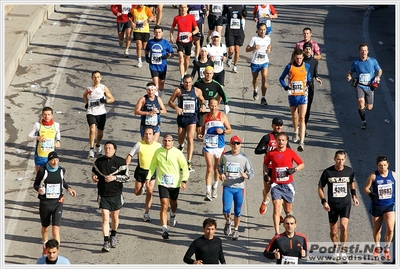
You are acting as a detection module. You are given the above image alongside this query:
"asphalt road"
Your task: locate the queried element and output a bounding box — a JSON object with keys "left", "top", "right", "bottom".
{"left": 3, "top": 4, "right": 396, "bottom": 266}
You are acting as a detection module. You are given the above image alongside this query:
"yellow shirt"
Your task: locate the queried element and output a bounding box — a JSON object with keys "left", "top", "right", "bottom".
{"left": 37, "top": 123, "right": 57, "bottom": 157}
{"left": 132, "top": 6, "right": 153, "bottom": 33}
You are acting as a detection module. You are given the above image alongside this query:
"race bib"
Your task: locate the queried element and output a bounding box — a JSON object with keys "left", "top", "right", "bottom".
{"left": 230, "top": 18, "right": 241, "bottom": 29}
{"left": 179, "top": 32, "right": 190, "bottom": 43}
{"left": 161, "top": 174, "right": 174, "bottom": 187}
{"left": 377, "top": 183, "right": 392, "bottom": 199}
{"left": 135, "top": 20, "right": 144, "bottom": 30}
{"left": 89, "top": 99, "right": 100, "bottom": 107}
{"left": 226, "top": 162, "right": 240, "bottom": 177}
{"left": 332, "top": 182, "right": 347, "bottom": 198}
{"left": 275, "top": 167, "right": 289, "bottom": 182}
{"left": 121, "top": 5, "right": 131, "bottom": 14}
{"left": 145, "top": 115, "right": 158, "bottom": 126}
{"left": 46, "top": 183, "right": 61, "bottom": 199}
{"left": 183, "top": 100, "right": 196, "bottom": 114}
{"left": 40, "top": 139, "right": 54, "bottom": 152}
{"left": 359, "top": 73, "right": 371, "bottom": 85}
{"left": 213, "top": 56, "right": 222, "bottom": 67}
{"left": 199, "top": 67, "right": 206, "bottom": 78}
{"left": 205, "top": 134, "right": 218, "bottom": 148}
{"left": 281, "top": 255, "right": 298, "bottom": 265}
{"left": 151, "top": 53, "right": 162, "bottom": 65}
{"left": 204, "top": 99, "right": 210, "bottom": 112}
{"left": 189, "top": 10, "right": 200, "bottom": 21}
{"left": 212, "top": 5, "right": 223, "bottom": 15}
{"left": 291, "top": 81, "right": 303, "bottom": 93}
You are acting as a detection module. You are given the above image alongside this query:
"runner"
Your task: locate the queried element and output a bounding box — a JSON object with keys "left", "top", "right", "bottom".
{"left": 183, "top": 218, "right": 226, "bottom": 264}
{"left": 110, "top": 4, "right": 135, "bottom": 57}
{"left": 125, "top": 127, "right": 161, "bottom": 222}
{"left": 197, "top": 98, "right": 232, "bottom": 201}
{"left": 206, "top": 31, "right": 228, "bottom": 86}
{"left": 190, "top": 46, "right": 214, "bottom": 81}
{"left": 145, "top": 134, "right": 189, "bottom": 240}
{"left": 145, "top": 25, "right": 174, "bottom": 97}
{"left": 83, "top": 70, "right": 115, "bottom": 158}
{"left": 245, "top": 22, "right": 271, "bottom": 104}
{"left": 188, "top": 5, "right": 207, "bottom": 59}
{"left": 263, "top": 132, "right": 304, "bottom": 235}
{"left": 168, "top": 74, "right": 207, "bottom": 172}
{"left": 206, "top": 4, "right": 224, "bottom": 41}
{"left": 218, "top": 135, "right": 254, "bottom": 240}
{"left": 363, "top": 155, "right": 395, "bottom": 261}
{"left": 169, "top": 5, "right": 199, "bottom": 83}
{"left": 253, "top": 4, "right": 278, "bottom": 35}
{"left": 28, "top": 106, "right": 61, "bottom": 173}
{"left": 318, "top": 150, "right": 359, "bottom": 262}
{"left": 254, "top": 117, "right": 288, "bottom": 215}
{"left": 134, "top": 82, "right": 167, "bottom": 142}
{"left": 263, "top": 214, "right": 308, "bottom": 264}
{"left": 92, "top": 141, "right": 130, "bottom": 252}
{"left": 36, "top": 239, "right": 71, "bottom": 264}
{"left": 33, "top": 151, "right": 77, "bottom": 255}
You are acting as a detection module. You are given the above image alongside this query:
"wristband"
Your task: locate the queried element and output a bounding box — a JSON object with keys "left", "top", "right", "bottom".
{"left": 350, "top": 189, "right": 356, "bottom": 196}
{"left": 321, "top": 198, "right": 327, "bottom": 205}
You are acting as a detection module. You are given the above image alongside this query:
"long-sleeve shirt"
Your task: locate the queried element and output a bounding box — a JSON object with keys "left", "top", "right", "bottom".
{"left": 218, "top": 150, "right": 254, "bottom": 188}
{"left": 183, "top": 235, "right": 226, "bottom": 264}
{"left": 147, "top": 147, "right": 189, "bottom": 188}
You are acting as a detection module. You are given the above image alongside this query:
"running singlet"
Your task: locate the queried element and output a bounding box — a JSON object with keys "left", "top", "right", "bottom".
{"left": 36, "top": 123, "right": 57, "bottom": 158}
{"left": 132, "top": 6, "right": 151, "bottom": 33}
{"left": 178, "top": 86, "right": 198, "bottom": 116}
{"left": 288, "top": 64, "right": 307, "bottom": 96}
{"left": 248, "top": 35, "right": 271, "bottom": 64}
{"left": 86, "top": 84, "right": 107, "bottom": 116}
{"left": 137, "top": 141, "right": 162, "bottom": 170}
{"left": 372, "top": 170, "right": 395, "bottom": 206}
{"left": 203, "top": 112, "right": 225, "bottom": 149}
{"left": 140, "top": 94, "right": 161, "bottom": 127}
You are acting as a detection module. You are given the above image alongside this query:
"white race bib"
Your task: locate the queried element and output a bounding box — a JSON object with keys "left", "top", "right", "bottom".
{"left": 41, "top": 139, "right": 54, "bottom": 152}
{"left": 205, "top": 134, "right": 218, "bottom": 148}
{"left": 121, "top": 5, "right": 131, "bottom": 14}
{"left": 151, "top": 53, "right": 162, "bottom": 65}
{"left": 161, "top": 174, "right": 174, "bottom": 187}
{"left": 145, "top": 115, "right": 158, "bottom": 126}
{"left": 275, "top": 167, "right": 289, "bottom": 182}
{"left": 230, "top": 18, "right": 241, "bottom": 29}
{"left": 46, "top": 183, "right": 61, "bottom": 199}
{"left": 359, "top": 73, "right": 371, "bottom": 85}
{"left": 281, "top": 255, "right": 298, "bottom": 265}
{"left": 377, "top": 183, "right": 392, "bottom": 199}
{"left": 199, "top": 67, "right": 206, "bottom": 78}
{"left": 89, "top": 98, "right": 100, "bottom": 107}
{"left": 332, "top": 182, "right": 347, "bottom": 198}
{"left": 183, "top": 100, "right": 196, "bottom": 114}
{"left": 179, "top": 32, "right": 190, "bottom": 43}
{"left": 226, "top": 162, "right": 240, "bottom": 177}
{"left": 189, "top": 10, "right": 200, "bottom": 21}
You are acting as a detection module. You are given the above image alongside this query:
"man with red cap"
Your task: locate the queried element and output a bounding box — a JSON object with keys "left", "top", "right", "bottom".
{"left": 218, "top": 135, "right": 254, "bottom": 240}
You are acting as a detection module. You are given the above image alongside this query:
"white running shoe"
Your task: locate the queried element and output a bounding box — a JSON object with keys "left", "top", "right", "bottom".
{"left": 143, "top": 212, "right": 151, "bottom": 222}
{"left": 137, "top": 60, "right": 142, "bottom": 68}
{"left": 232, "top": 65, "right": 238, "bottom": 73}
{"left": 292, "top": 131, "right": 299, "bottom": 143}
{"left": 96, "top": 146, "right": 103, "bottom": 156}
{"left": 123, "top": 50, "right": 129, "bottom": 58}
{"left": 226, "top": 58, "right": 232, "bottom": 67}
{"left": 211, "top": 187, "right": 218, "bottom": 198}
{"left": 170, "top": 214, "right": 177, "bottom": 227}
{"left": 88, "top": 149, "right": 95, "bottom": 158}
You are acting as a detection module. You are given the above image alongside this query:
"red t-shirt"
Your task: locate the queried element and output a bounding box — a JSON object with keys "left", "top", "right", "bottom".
{"left": 111, "top": 4, "right": 136, "bottom": 23}
{"left": 171, "top": 14, "right": 197, "bottom": 43}
{"left": 264, "top": 148, "right": 303, "bottom": 184}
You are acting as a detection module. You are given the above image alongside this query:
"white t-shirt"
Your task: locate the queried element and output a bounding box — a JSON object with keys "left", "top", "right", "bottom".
{"left": 207, "top": 42, "right": 227, "bottom": 74}
{"left": 248, "top": 35, "right": 271, "bottom": 64}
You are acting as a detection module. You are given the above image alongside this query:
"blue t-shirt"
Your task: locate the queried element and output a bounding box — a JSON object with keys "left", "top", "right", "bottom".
{"left": 145, "top": 38, "right": 174, "bottom": 72}
{"left": 349, "top": 57, "right": 381, "bottom": 90}
{"left": 36, "top": 256, "right": 71, "bottom": 264}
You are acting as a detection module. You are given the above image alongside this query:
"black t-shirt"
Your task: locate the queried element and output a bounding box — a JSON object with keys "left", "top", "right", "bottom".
{"left": 183, "top": 235, "right": 226, "bottom": 264}
{"left": 318, "top": 165, "right": 355, "bottom": 208}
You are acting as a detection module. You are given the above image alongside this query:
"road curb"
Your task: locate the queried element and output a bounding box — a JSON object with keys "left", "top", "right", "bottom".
{"left": 4, "top": 5, "right": 57, "bottom": 93}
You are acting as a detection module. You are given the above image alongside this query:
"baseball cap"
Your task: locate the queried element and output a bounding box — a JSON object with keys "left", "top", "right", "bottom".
{"left": 272, "top": 117, "right": 284, "bottom": 126}
{"left": 303, "top": 42, "right": 312, "bottom": 50}
{"left": 211, "top": 31, "right": 220, "bottom": 38}
{"left": 230, "top": 135, "right": 243, "bottom": 144}
{"left": 48, "top": 151, "right": 59, "bottom": 161}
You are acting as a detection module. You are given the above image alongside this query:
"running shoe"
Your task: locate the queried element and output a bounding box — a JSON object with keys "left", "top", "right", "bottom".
{"left": 102, "top": 240, "right": 111, "bottom": 252}
{"left": 118, "top": 39, "right": 123, "bottom": 47}
{"left": 383, "top": 248, "right": 391, "bottom": 260}
{"left": 137, "top": 60, "right": 142, "bottom": 68}
{"left": 361, "top": 121, "right": 367, "bottom": 130}
{"left": 188, "top": 161, "right": 195, "bottom": 172}
{"left": 292, "top": 131, "right": 299, "bottom": 143}
{"left": 170, "top": 214, "right": 177, "bottom": 227}
{"left": 143, "top": 212, "right": 151, "bottom": 222}
{"left": 42, "top": 243, "right": 47, "bottom": 256}
{"left": 96, "top": 146, "right": 103, "bottom": 156}
{"left": 339, "top": 251, "right": 348, "bottom": 263}
{"left": 372, "top": 246, "right": 382, "bottom": 257}
{"left": 332, "top": 251, "right": 340, "bottom": 261}
{"left": 260, "top": 97, "right": 268, "bottom": 105}
{"left": 253, "top": 90, "right": 259, "bottom": 100}
{"left": 305, "top": 131, "right": 309, "bottom": 137}
{"left": 162, "top": 230, "right": 169, "bottom": 240}
{"left": 123, "top": 50, "right": 129, "bottom": 58}
{"left": 211, "top": 186, "right": 218, "bottom": 198}
{"left": 110, "top": 236, "right": 117, "bottom": 248}
{"left": 232, "top": 65, "right": 238, "bottom": 73}
{"left": 297, "top": 143, "right": 304, "bottom": 152}
{"left": 223, "top": 220, "right": 232, "bottom": 236}
{"left": 88, "top": 149, "right": 95, "bottom": 158}
{"left": 226, "top": 58, "right": 232, "bottom": 67}
{"left": 204, "top": 191, "right": 212, "bottom": 201}
{"left": 141, "top": 184, "right": 146, "bottom": 195}
{"left": 178, "top": 144, "right": 184, "bottom": 151}
{"left": 259, "top": 198, "right": 270, "bottom": 215}
{"left": 231, "top": 229, "right": 239, "bottom": 240}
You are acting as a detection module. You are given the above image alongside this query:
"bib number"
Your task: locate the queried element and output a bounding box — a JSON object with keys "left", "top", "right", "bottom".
{"left": 230, "top": 18, "right": 241, "bottom": 29}
{"left": 183, "top": 100, "right": 195, "bottom": 114}
{"left": 151, "top": 53, "right": 162, "bottom": 65}
{"left": 161, "top": 174, "right": 174, "bottom": 187}
{"left": 145, "top": 115, "right": 158, "bottom": 126}
{"left": 226, "top": 162, "right": 240, "bottom": 177}
{"left": 358, "top": 73, "right": 371, "bottom": 85}
{"left": 89, "top": 99, "right": 100, "bottom": 107}
{"left": 205, "top": 134, "right": 218, "bottom": 148}
{"left": 189, "top": 10, "right": 200, "bottom": 21}
{"left": 41, "top": 139, "right": 54, "bottom": 152}
{"left": 179, "top": 32, "right": 190, "bottom": 43}
{"left": 199, "top": 67, "right": 206, "bottom": 78}
{"left": 121, "top": 5, "right": 131, "bottom": 14}
{"left": 275, "top": 167, "right": 289, "bottom": 182}
{"left": 332, "top": 182, "right": 347, "bottom": 198}
{"left": 377, "top": 183, "right": 392, "bottom": 199}
{"left": 281, "top": 255, "right": 298, "bottom": 265}
{"left": 46, "top": 183, "right": 61, "bottom": 199}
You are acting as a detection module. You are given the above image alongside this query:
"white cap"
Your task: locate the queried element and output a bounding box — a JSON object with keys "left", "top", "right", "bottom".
{"left": 211, "top": 31, "right": 220, "bottom": 38}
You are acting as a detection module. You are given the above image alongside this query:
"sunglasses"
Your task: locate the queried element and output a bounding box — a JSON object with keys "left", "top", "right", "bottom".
{"left": 231, "top": 142, "right": 241, "bottom": 145}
